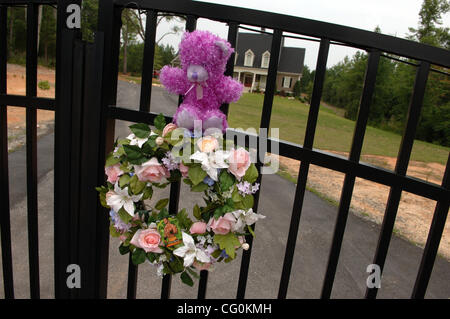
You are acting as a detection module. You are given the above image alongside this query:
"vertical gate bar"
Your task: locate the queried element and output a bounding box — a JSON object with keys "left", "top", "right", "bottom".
{"left": 126, "top": 254, "right": 138, "bottom": 299}
{"left": 26, "top": 3, "right": 40, "bottom": 299}
{"left": 68, "top": 39, "right": 85, "bottom": 300}
{"left": 220, "top": 22, "right": 238, "bottom": 117}
{"left": 139, "top": 10, "right": 158, "bottom": 113}
{"left": 197, "top": 270, "right": 208, "bottom": 299}
{"left": 54, "top": 0, "right": 81, "bottom": 299}
{"left": 0, "top": 4, "right": 14, "bottom": 299}
{"left": 97, "top": 1, "right": 123, "bottom": 299}
{"left": 412, "top": 153, "right": 450, "bottom": 298}
{"left": 161, "top": 14, "right": 197, "bottom": 300}
{"left": 365, "top": 61, "right": 430, "bottom": 299}
{"left": 236, "top": 29, "right": 283, "bottom": 299}
{"left": 320, "top": 50, "right": 380, "bottom": 299}
{"left": 277, "top": 39, "right": 330, "bottom": 299}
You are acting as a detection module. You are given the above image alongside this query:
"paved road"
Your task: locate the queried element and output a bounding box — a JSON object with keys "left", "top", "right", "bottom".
{"left": 2, "top": 81, "right": 449, "bottom": 299}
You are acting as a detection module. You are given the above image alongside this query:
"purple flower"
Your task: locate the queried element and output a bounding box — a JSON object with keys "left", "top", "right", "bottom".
{"left": 162, "top": 152, "right": 179, "bottom": 171}
{"left": 236, "top": 181, "right": 259, "bottom": 195}
{"left": 109, "top": 209, "right": 131, "bottom": 233}
{"left": 203, "top": 176, "right": 215, "bottom": 186}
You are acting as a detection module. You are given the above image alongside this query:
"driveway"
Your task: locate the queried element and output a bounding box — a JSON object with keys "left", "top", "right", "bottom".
{"left": 2, "top": 81, "right": 449, "bottom": 299}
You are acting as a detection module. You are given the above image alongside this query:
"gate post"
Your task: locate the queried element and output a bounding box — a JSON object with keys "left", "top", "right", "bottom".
{"left": 54, "top": 0, "right": 82, "bottom": 299}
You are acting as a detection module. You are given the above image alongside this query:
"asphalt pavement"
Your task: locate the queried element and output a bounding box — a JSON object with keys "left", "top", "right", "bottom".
{"left": 1, "top": 81, "right": 449, "bottom": 299}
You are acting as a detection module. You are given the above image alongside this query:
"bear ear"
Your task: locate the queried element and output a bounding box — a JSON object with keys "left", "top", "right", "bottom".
{"left": 214, "top": 40, "right": 230, "bottom": 58}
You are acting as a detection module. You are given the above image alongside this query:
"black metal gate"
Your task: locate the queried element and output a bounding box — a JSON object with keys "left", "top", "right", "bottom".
{"left": 0, "top": 0, "right": 449, "bottom": 299}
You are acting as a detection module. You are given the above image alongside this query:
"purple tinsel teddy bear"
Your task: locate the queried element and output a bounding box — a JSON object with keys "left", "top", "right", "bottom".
{"left": 160, "top": 30, "right": 243, "bottom": 133}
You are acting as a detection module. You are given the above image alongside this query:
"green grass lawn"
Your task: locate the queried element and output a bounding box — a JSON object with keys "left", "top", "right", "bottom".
{"left": 227, "top": 93, "right": 449, "bottom": 165}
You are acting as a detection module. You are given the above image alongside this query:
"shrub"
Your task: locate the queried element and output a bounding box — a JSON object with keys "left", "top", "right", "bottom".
{"left": 38, "top": 80, "right": 50, "bottom": 90}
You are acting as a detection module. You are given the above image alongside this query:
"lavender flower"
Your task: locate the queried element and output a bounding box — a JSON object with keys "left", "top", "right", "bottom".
{"left": 236, "top": 181, "right": 259, "bottom": 196}
{"left": 203, "top": 176, "right": 215, "bottom": 186}
{"left": 109, "top": 209, "right": 131, "bottom": 233}
{"left": 162, "top": 151, "right": 179, "bottom": 171}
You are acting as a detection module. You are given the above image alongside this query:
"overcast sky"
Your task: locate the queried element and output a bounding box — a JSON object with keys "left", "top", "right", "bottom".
{"left": 156, "top": 0, "right": 449, "bottom": 69}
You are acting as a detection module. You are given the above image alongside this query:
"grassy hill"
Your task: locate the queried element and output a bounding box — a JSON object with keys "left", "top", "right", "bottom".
{"left": 227, "top": 93, "right": 449, "bottom": 165}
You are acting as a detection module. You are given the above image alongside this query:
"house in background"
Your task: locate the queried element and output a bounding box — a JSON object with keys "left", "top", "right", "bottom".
{"left": 233, "top": 32, "right": 305, "bottom": 93}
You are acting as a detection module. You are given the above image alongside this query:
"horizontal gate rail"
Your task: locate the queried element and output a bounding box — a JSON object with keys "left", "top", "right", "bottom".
{"left": 0, "top": 94, "right": 55, "bottom": 110}
{"left": 114, "top": 0, "right": 450, "bottom": 68}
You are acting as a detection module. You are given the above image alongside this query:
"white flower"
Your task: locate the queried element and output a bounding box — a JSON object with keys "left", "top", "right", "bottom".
{"left": 106, "top": 183, "right": 142, "bottom": 216}
{"left": 190, "top": 150, "right": 230, "bottom": 181}
{"left": 173, "top": 232, "right": 210, "bottom": 267}
{"left": 156, "top": 263, "right": 164, "bottom": 278}
{"left": 232, "top": 209, "right": 266, "bottom": 232}
{"left": 127, "top": 133, "right": 148, "bottom": 148}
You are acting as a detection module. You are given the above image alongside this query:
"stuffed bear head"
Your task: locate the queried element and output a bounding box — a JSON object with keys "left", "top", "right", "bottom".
{"left": 179, "top": 30, "right": 233, "bottom": 84}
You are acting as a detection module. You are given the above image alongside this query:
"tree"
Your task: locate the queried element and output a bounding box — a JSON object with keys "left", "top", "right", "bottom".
{"left": 408, "top": 0, "right": 450, "bottom": 48}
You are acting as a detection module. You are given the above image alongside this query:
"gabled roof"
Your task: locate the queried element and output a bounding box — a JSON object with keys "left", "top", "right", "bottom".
{"left": 235, "top": 32, "right": 305, "bottom": 74}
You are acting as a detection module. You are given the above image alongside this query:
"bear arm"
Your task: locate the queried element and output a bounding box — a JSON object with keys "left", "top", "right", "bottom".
{"left": 215, "top": 75, "right": 244, "bottom": 104}
{"left": 159, "top": 65, "right": 190, "bottom": 95}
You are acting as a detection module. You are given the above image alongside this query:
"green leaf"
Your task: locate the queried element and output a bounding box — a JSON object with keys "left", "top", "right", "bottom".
{"left": 180, "top": 271, "right": 194, "bottom": 287}
{"left": 98, "top": 191, "right": 108, "bottom": 208}
{"left": 118, "top": 207, "right": 133, "bottom": 224}
{"left": 105, "top": 153, "right": 120, "bottom": 167}
{"left": 147, "top": 252, "right": 157, "bottom": 263}
{"left": 155, "top": 198, "right": 169, "bottom": 210}
{"left": 214, "top": 233, "right": 241, "bottom": 259}
{"left": 154, "top": 113, "right": 166, "bottom": 131}
{"left": 168, "top": 256, "right": 184, "bottom": 273}
{"left": 219, "top": 170, "right": 235, "bottom": 192}
{"left": 147, "top": 135, "right": 157, "bottom": 148}
{"left": 191, "top": 182, "right": 209, "bottom": 192}
{"left": 118, "top": 174, "right": 131, "bottom": 188}
{"left": 186, "top": 267, "right": 200, "bottom": 279}
{"left": 142, "top": 186, "right": 153, "bottom": 200}
{"left": 129, "top": 174, "right": 146, "bottom": 194}
{"left": 131, "top": 248, "right": 146, "bottom": 265}
{"left": 193, "top": 204, "right": 202, "bottom": 220}
{"left": 176, "top": 208, "right": 193, "bottom": 230}
{"left": 214, "top": 206, "right": 224, "bottom": 219}
{"left": 109, "top": 224, "right": 120, "bottom": 237}
{"left": 119, "top": 244, "right": 130, "bottom": 255}
{"left": 188, "top": 165, "right": 207, "bottom": 186}
{"left": 123, "top": 145, "right": 148, "bottom": 165}
{"left": 243, "top": 163, "right": 258, "bottom": 183}
{"left": 231, "top": 187, "right": 243, "bottom": 202}
{"left": 157, "top": 208, "right": 169, "bottom": 220}
{"left": 247, "top": 225, "right": 256, "bottom": 237}
{"left": 242, "top": 194, "right": 254, "bottom": 210}
{"left": 129, "top": 123, "right": 151, "bottom": 139}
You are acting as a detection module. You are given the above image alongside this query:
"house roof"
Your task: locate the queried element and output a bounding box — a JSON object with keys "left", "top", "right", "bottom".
{"left": 235, "top": 32, "right": 305, "bottom": 74}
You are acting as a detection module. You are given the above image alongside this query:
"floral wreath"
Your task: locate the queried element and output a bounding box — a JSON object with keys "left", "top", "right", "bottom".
{"left": 97, "top": 114, "right": 265, "bottom": 286}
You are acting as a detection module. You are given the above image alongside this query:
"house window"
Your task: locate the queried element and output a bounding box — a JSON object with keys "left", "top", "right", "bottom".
{"left": 261, "top": 51, "right": 270, "bottom": 68}
{"left": 283, "top": 76, "right": 292, "bottom": 88}
{"left": 244, "top": 50, "right": 254, "bottom": 67}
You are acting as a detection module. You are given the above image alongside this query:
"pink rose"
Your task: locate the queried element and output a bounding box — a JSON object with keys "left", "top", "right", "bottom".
{"left": 179, "top": 162, "right": 189, "bottom": 178}
{"left": 162, "top": 123, "right": 177, "bottom": 137}
{"left": 193, "top": 261, "right": 212, "bottom": 271}
{"left": 197, "top": 136, "right": 219, "bottom": 153}
{"left": 134, "top": 157, "right": 170, "bottom": 183}
{"left": 207, "top": 213, "right": 236, "bottom": 235}
{"left": 105, "top": 164, "right": 124, "bottom": 183}
{"left": 130, "top": 228, "right": 163, "bottom": 253}
{"left": 228, "top": 148, "right": 251, "bottom": 180}
{"left": 190, "top": 221, "right": 207, "bottom": 234}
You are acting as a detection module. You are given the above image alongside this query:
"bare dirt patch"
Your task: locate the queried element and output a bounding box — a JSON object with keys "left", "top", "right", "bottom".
{"left": 274, "top": 152, "right": 449, "bottom": 260}
{"left": 6, "top": 64, "right": 55, "bottom": 151}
